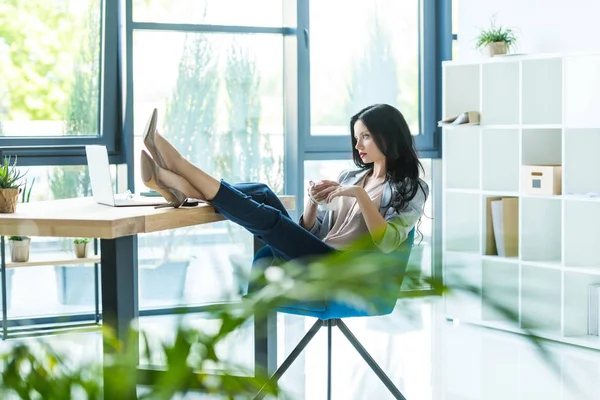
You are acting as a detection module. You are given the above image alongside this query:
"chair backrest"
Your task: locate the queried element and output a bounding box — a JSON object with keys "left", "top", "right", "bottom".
{"left": 250, "top": 228, "right": 415, "bottom": 320}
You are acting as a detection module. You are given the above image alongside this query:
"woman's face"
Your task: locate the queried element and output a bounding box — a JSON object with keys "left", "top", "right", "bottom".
{"left": 353, "top": 120, "right": 385, "bottom": 164}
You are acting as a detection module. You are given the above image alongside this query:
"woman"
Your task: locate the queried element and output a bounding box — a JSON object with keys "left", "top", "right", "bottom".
{"left": 140, "top": 104, "right": 429, "bottom": 263}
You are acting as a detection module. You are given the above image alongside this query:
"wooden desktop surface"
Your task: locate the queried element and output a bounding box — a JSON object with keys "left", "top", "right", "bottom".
{"left": 0, "top": 196, "right": 296, "bottom": 239}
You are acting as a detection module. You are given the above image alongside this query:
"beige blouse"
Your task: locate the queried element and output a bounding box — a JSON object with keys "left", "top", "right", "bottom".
{"left": 323, "top": 173, "right": 385, "bottom": 250}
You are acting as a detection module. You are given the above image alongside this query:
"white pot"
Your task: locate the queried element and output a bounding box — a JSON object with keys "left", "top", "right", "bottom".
{"left": 74, "top": 243, "right": 88, "bottom": 259}
{"left": 9, "top": 238, "right": 31, "bottom": 263}
{"left": 486, "top": 42, "right": 508, "bottom": 57}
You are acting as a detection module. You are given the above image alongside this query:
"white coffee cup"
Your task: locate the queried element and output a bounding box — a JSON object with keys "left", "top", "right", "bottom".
{"left": 308, "top": 181, "right": 340, "bottom": 212}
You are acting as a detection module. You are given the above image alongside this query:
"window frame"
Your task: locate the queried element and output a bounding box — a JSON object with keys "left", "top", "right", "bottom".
{"left": 297, "top": 0, "right": 452, "bottom": 161}
{"left": 0, "top": 0, "right": 122, "bottom": 167}
{"left": 292, "top": 0, "right": 452, "bottom": 295}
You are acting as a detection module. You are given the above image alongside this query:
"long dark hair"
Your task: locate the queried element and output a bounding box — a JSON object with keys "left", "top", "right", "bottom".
{"left": 350, "top": 104, "right": 427, "bottom": 213}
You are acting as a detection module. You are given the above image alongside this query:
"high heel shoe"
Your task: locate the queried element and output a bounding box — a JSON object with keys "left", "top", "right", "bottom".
{"left": 140, "top": 150, "right": 187, "bottom": 209}
{"left": 143, "top": 108, "right": 169, "bottom": 171}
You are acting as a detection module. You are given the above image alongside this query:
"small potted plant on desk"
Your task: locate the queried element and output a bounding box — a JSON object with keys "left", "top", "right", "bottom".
{"left": 0, "top": 156, "right": 27, "bottom": 213}
{"left": 475, "top": 15, "right": 518, "bottom": 57}
{"left": 73, "top": 238, "right": 90, "bottom": 259}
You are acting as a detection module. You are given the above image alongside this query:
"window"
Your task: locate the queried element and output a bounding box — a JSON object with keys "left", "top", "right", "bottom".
{"left": 310, "top": 1, "right": 420, "bottom": 136}
{"left": 130, "top": 6, "right": 286, "bottom": 308}
{"left": 0, "top": 0, "right": 449, "bottom": 332}
{"left": 133, "top": 0, "right": 283, "bottom": 27}
{"left": 452, "top": 0, "right": 459, "bottom": 58}
{"left": 0, "top": 0, "right": 119, "bottom": 165}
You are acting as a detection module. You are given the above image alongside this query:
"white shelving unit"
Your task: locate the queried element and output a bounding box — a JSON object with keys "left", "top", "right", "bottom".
{"left": 442, "top": 52, "right": 600, "bottom": 350}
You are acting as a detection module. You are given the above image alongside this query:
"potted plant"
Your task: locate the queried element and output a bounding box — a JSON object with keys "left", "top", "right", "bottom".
{"left": 6, "top": 177, "right": 35, "bottom": 263}
{"left": 7, "top": 236, "right": 30, "bottom": 263}
{"left": 0, "top": 156, "right": 27, "bottom": 213}
{"left": 73, "top": 238, "right": 90, "bottom": 259}
{"left": 475, "top": 16, "right": 518, "bottom": 57}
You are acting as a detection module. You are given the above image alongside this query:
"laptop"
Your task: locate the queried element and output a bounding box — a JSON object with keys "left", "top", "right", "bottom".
{"left": 85, "top": 145, "right": 167, "bottom": 207}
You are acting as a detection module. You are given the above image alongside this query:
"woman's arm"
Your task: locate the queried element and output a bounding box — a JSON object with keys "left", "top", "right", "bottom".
{"left": 299, "top": 200, "right": 319, "bottom": 230}
{"left": 355, "top": 189, "right": 388, "bottom": 242}
{"left": 300, "top": 180, "right": 340, "bottom": 231}
{"left": 325, "top": 185, "right": 387, "bottom": 242}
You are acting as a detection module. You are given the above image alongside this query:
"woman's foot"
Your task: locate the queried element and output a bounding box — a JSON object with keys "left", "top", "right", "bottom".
{"left": 153, "top": 129, "right": 186, "bottom": 173}
{"left": 156, "top": 166, "right": 205, "bottom": 202}
{"left": 142, "top": 109, "right": 185, "bottom": 173}
{"left": 140, "top": 150, "right": 205, "bottom": 208}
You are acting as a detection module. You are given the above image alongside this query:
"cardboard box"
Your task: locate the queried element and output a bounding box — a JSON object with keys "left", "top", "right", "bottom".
{"left": 485, "top": 197, "right": 519, "bottom": 257}
{"left": 522, "top": 165, "right": 562, "bottom": 195}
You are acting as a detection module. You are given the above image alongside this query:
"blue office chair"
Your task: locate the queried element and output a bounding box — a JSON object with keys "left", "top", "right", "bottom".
{"left": 252, "top": 229, "right": 415, "bottom": 400}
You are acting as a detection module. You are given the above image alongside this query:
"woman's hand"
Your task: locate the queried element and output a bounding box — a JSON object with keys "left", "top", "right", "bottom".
{"left": 308, "top": 180, "right": 340, "bottom": 203}
{"left": 325, "top": 185, "right": 366, "bottom": 203}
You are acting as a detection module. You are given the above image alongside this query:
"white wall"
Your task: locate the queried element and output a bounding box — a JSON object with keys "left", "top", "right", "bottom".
{"left": 457, "top": 0, "right": 600, "bottom": 60}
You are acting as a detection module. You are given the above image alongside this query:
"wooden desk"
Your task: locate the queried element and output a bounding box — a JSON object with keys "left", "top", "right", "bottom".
{"left": 0, "top": 195, "right": 295, "bottom": 398}
{"left": 0, "top": 197, "right": 295, "bottom": 238}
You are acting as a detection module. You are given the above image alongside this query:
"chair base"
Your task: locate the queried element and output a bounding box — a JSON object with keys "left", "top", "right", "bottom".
{"left": 254, "top": 318, "right": 406, "bottom": 400}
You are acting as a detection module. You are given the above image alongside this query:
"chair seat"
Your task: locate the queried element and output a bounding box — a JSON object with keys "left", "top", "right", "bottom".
{"left": 250, "top": 229, "right": 415, "bottom": 320}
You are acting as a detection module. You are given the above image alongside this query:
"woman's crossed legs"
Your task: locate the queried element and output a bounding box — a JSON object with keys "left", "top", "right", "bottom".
{"left": 142, "top": 116, "right": 335, "bottom": 262}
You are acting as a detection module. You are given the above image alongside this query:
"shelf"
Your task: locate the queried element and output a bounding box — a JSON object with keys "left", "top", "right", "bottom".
{"left": 521, "top": 128, "right": 562, "bottom": 166}
{"left": 444, "top": 192, "right": 480, "bottom": 253}
{"left": 521, "top": 58, "right": 563, "bottom": 125}
{"left": 520, "top": 197, "right": 562, "bottom": 263}
{"left": 565, "top": 54, "right": 600, "bottom": 127}
{"left": 481, "top": 255, "right": 519, "bottom": 264}
{"left": 481, "top": 62, "right": 519, "bottom": 125}
{"left": 562, "top": 334, "right": 600, "bottom": 347}
{"left": 482, "top": 128, "right": 520, "bottom": 191}
{"left": 442, "top": 53, "right": 600, "bottom": 351}
{"left": 564, "top": 128, "right": 600, "bottom": 194}
{"left": 443, "top": 128, "right": 480, "bottom": 189}
{"left": 519, "top": 193, "right": 563, "bottom": 200}
{"left": 483, "top": 196, "right": 519, "bottom": 257}
{"left": 443, "top": 64, "right": 480, "bottom": 119}
{"left": 563, "top": 272, "right": 600, "bottom": 336}
{"left": 564, "top": 201, "right": 600, "bottom": 267}
{"left": 563, "top": 194, "right": 600, "bottom": 202}
{"left": 564, "top": 267, "right": 600, "bottom": 276}
{"left": 521, "top": 265, "right": 561, "bottom": 331}
{"left": 467, "top": 319, "right": 600, "bottom": 350}
{"left": 5, "top": 257, "right": 101, "bottom": 269}
{"left": 481, "top": 259, "right": 519, "bottom": 325}
{"left": 521, "top": 260, "right": 562, "bottom": 270}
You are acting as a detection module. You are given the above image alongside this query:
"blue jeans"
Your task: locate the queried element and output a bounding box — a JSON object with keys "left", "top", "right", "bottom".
{"left": 211, "top": 180, "right": 335, "bottom": 262}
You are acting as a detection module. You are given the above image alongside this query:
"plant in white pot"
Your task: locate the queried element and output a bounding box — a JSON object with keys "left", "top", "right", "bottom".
{"left": 8, "top": 236, "right": 30, "bottom": 263}
{"left": 73, "top": 238, "right": 90, "bottom": 259}
{"left": 6, "top": 177, "right": 35, "bottom": 263}
{"left": 475, "top": 16, "right": 518, "bottom": 57}
{"left": 0, "top": 156, "right": 27, "bottom": 213}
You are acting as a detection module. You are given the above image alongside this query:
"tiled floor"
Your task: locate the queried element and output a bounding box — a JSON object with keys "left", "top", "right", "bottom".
{"left": 1, "top": 298, "right": 600, "bottom": 399}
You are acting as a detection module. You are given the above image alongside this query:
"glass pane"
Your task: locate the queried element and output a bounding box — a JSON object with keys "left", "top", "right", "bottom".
{"left": 133, "top": 31, "right": 284, "bottom": 307}
{"left": 0, "top": 0, "right": 102, "bottom": 137}
{"left": 310, "top": 0, "right": 420, "bottom": 136}
{"left": 3, "top": 164, "right": 117, "bottom": 319}
{"left": 133, "top": 0, "right": 283, "bottom": 27}
{"left": 406, "top": 158, "right": 433, "bottom": 287}
{"left": 452, "top": 0, "right": 459, "bottom": 35}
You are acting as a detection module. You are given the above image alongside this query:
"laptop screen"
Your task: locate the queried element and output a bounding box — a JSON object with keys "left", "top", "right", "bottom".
{"left": 85, "top": 145, "right": 116, "bottom": 206}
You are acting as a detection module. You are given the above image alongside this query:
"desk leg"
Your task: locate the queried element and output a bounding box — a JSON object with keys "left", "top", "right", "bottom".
{"left": 253, "top": 237, "right": 277, "bottom": 379}
{"left": 101, "top": 235, "right": 138, "bottom": 400}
